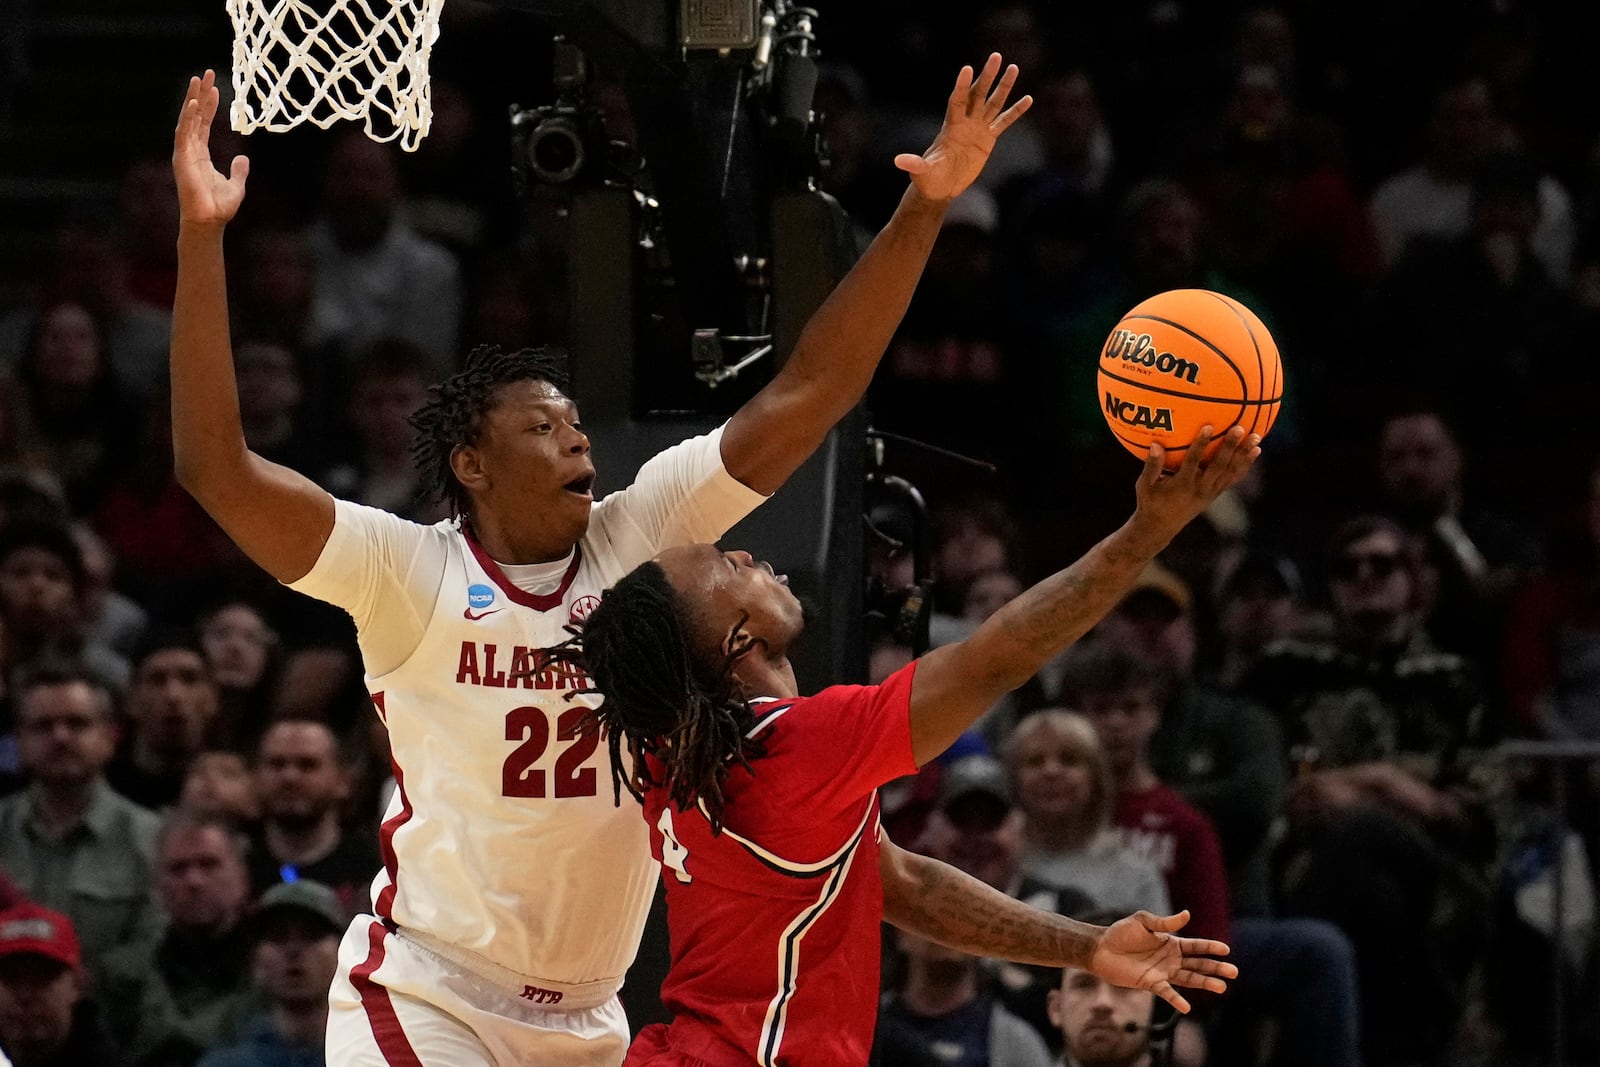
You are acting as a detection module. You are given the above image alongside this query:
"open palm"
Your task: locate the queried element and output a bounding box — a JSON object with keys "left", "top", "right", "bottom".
{"left": 894, "top": 53, "right": 1032, "bottom": 202}
{"left": 172, "top": 69, "right": 249, "bottom": 225}
{"left": 1089, "top": 910, "right": 1237, "bottom": 1014}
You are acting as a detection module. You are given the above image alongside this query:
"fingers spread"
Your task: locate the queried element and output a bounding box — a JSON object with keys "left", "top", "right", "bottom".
{"left": 969, "top": 53, "right": 1002, "bottom": 113}
{"left": 993, "top": 95, "right": 1033, "bottom": 133}
{"left": 1151, "top": 980, "right": 1191, "bottom": 1015}
{"left": 1140, "top": 445, "right": 1166, "bottom": 488}
{"left": 983, "top": 64, "right": 1019, "bottom": 120}
{"left": 1173, "top": 970, "right": 1231, "bottom": 994}
{"left": 1174, "top": 937, "right": 1229, "bottom": 957}
{"left": 1143, "top": 909, "right": 1190, "bottom": 932}
{"left": 1175, "top": 428, "right": 1211, "bottom": 484}
{"left": 1177, "top": 957, "right": 1237, "bottom": 978}
{"left": 947, "top": 66, "right": 975, "bottom": 119}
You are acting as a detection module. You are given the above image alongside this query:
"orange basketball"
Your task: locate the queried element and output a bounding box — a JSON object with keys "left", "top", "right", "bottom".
{"left": 1097, "top": 289, "right": 1283, "bottom": 468}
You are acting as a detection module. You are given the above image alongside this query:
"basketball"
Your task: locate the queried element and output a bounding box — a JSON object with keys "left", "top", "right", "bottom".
{"left": 1097, "top": 289, "right": 1282, "bottom": 467}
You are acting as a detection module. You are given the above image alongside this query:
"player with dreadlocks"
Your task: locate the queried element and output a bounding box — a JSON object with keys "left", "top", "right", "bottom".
{"left": 569, "top": 427, "right": 1259, "bottom": 1067}
{"left": 169, "top": 56, "right": 1031, "bottom": 1067}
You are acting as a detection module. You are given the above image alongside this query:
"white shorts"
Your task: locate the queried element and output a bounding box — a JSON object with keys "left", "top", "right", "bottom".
{"left": 326, "top": 917, "right": 631, "bottom": 1067}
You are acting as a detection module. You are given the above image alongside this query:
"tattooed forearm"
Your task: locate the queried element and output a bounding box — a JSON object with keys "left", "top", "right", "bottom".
{"left": 981, "top": 518, "right": 1170, "bottom": 689}
{"left": 880, "top": 843, "right": 1101, "bottom": 968}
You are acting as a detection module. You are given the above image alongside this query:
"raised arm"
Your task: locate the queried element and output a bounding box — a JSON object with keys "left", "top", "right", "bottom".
{"left": 879, "top": 839, "right": 1235, "bottom": 1013}
{"left": 720, "top": 54, "right": 1032, "bottom": 495}
{"left": 170, "top": 71, "right": 334, "bottom": 583}
{"left": 908, "top": 429, "right": 1259, "bottom": 765}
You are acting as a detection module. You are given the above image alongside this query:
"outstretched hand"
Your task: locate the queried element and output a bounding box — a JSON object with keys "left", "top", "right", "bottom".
{"left": 1089, "top": 910, "right": 1237, "bottom": 1015}
{"left": 894, "top": 53, "right": 1032, "bottom": 202}
{"left": 173, "top": 69, "right": 249, "bottom": 227}
{"left": 1132, "top": 425, "right": 1260, "bottom": 542}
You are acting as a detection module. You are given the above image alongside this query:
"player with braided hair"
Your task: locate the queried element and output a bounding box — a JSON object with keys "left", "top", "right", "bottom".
{"left": 408, "top": 344, "right": 575, "bottom": 522}
{"left": 169, "top": 55, "right": 1032, "bottom": 1067}
{"left": 565, "top": 427, "right": 1259, "bottom": 1066}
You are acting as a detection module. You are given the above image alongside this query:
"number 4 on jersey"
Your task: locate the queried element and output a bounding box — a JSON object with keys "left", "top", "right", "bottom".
{"left": 658, "top": 807, "right": 692, "bottom": 883}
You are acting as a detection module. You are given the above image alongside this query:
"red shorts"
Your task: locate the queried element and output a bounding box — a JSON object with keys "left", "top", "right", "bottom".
{"left": 625, "top": 1023, "right": 720, "bottom": 1067}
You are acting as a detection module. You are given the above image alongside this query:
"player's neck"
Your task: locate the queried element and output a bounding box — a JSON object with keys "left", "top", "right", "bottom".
{"left": 731, "top": 658, "right": 798, "bottom": 701}
{"left": 468, "top": 508, "right": 581, "bottom": 566}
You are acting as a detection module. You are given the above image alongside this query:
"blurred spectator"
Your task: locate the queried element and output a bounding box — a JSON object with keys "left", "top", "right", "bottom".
{"left": 195, "top": 881, "right": 342, "bottom": 1067}
{"left": 305, "top": 129, "right": 463, "bottom": 370}
{"left": 0, "top": 665, "right": 160, "bottom": 968}
{"left": 179, "top": 753, "right": 262, "bottom": 830}
{"left": 233, "top": 340, "right": 322, "bottom": 475}
{"left": 108, "top": 630, "right": 221, "bottom": 810}
{"left": 13, "top": 300, "right": 144, "bottom": 512}
{"left": 395, "top": 76, "right": 512, "bottom": 261}
{"left": 1212, "top": 551, "right": 1309, "bottom": 687}
{"left": 70, "top": 523, "right": 148, "bottom": 661}
{"left": 318, "top": 338, "right": 438, "bottom": 519}
{"left": 1045, "top": 180, "right": 1278, "bottom": 453}
{"left": 1060, "top": 643, "right": 1231, "bottom": 944}
{"left": 1098, "top": 563, "right": 1283, "bottom": 914}
{"left": 919, "top": 755, "right": 1092, "bottom": 1050}
{"left": 0, "top": 902, "right": 126, "bottom": 1067}
{"left": 1190, "top": 63, "right": 1380, "bottom": 303}
{"left": 91, "top": 398, "right": 240, "bottom": 611}
{"left": 1374, "top": 406, "right": 1541, "bottom": 660}
{"left": 815, "top": 64, "right": 904, "bottom": 239}
{"left": 98, "top": 811, "right": 257, "bottom": 1067}
{"left": 248, "top": 720, "right": 379, "bottom": 918}
{"left": 0, "top": 373, "right": 48, "bottom": 474}
{"left": 1503, "top": 455, "right": 1600, "bottom": 737}
{"left": 464, "top": 250, "right": 549, "bottom": 354}
{"left": 875, "top": 926, "right": 1054, "bottom": 1067}
{"left": 1070, "top": 616, "right": 1361, "bottom": 1067}
{"left": 117, "top": 158, "right": 181, "bottom": 312}
{"left": 0, "top": 520, "right": 130, "bottom": 691}
{"left": 1241, "top": 514, "right": 1498, "bottom": 1062}
{"left": 228, "top": 228, "right": 317, "bottom": 353}
{"left": 998, "top": 68, "right": 1118, "bottom": 223}
{"left": 0, "top": 221, "right": 171, "bottom": 400}
{"left": 919, "top": 755, "right": 1030, "bottom": 895}
{"left": 1368, "top": 154, "right": 1577, "bottom": 497}
{"left": 1006, "top": 710, "right": 1168, "bottom": 915}
{"left": 869, "top": 187, "right": 1010, "bottom": 460}
{"left": 1369, "top": 73, "right": 1575, "bottom": 284}
{"left": 199, "top": 602, "right": 281, "bottom": 751}
{"left": 931, "top": 495, "right": 1023, "bottom": 615}
{"left": 1045, "top": 928, "right": 1176, "bottom": 1067}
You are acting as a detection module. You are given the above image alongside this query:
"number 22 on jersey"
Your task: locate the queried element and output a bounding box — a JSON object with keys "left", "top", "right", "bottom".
{"left": 501, "top": 705, "right": 600, "bottom": 798}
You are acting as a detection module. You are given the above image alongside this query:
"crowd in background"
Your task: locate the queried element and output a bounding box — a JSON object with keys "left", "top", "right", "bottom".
{"left": 4, "top": 1, "right": 1600, "bottom": 1065}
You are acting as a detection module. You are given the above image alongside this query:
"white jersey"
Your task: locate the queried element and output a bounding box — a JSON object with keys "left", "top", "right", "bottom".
{"left": 291, "top": 426, "right": 765, "bottom": 998}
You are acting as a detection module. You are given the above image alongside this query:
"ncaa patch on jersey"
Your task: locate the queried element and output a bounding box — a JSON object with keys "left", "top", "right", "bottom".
{"left": 467, "top": 584, "right": 496, "bottom": 610}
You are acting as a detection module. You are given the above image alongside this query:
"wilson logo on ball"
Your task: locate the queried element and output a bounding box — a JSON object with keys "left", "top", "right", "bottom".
{"left": 1104, "top": 391, "right": 1174, "bottom": 431}
{"left": 1101, "top": 329, "right": 1200, "bottom": 384}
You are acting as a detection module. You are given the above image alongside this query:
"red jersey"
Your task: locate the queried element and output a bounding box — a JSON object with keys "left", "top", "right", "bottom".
{"left": 1113, "top": 783, "right": 1232, "bottom": 943}
{"left": 627, "top": 662, "right": 920, "bottom": 1067}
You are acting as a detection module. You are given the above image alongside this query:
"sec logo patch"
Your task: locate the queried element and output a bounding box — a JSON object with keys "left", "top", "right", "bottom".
{"left": 570, "top": 595, "right": 601, "bottom": 623}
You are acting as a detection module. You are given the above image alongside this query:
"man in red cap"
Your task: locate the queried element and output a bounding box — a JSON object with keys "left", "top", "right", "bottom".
{"left": 0, "top": 902, "right": 123, "bottom": 1067}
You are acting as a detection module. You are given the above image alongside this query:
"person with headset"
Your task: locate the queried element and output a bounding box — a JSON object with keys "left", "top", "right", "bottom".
{"left": 1047, "top": 906, "right": 1185, "bottom": 1067}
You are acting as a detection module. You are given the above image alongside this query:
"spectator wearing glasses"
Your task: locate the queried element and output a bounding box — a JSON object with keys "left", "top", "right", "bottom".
{"left": 1240, "top": 514, "right": 1500, "bottom": 1064}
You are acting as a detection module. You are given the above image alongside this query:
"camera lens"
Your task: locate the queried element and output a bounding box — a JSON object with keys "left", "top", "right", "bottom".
{"left": 527, "top": 117, "right": 585, "bottom": 183}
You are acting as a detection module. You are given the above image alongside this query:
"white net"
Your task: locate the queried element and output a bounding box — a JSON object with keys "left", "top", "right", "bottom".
{"left": 226, "top": 0, "right": 447, "bottom": 151}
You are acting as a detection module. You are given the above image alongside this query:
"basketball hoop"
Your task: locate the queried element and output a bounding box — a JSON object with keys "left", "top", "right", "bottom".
{"left": 226, "top": 0, "right": 447, "bottom": 151}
